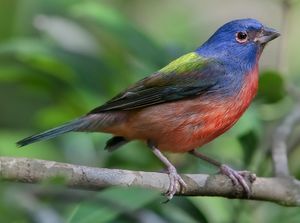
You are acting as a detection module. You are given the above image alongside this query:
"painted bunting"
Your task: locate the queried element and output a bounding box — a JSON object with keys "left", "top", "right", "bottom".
{"left": 17, "top": 18, "right": 280, "bottom": 200}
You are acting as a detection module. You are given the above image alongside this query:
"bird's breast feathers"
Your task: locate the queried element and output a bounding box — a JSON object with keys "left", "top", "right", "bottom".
{"left": 102, "top": 64, "right": 259, "bottom": 152}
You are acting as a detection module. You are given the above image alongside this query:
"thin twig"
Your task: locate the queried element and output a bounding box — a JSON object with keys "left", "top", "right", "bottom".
{"left": 0, "top": 157, "right": 300, "bottom": 206}
{"left": 5, "top": 187, "right": 63, "bottom": 223}
{"left": 287, "top": 132, "right": 300, "bottom": 153}
{"left": 272, "top": 104, "right": 300, "bottom": 176}
{"left": 270, "top": 0, "right": 299, "bottom": 177}
{"left": 276, "top": 0, "right": 291, "bottom": 74}
{"left": 278, "top": 0, "right": 300, "bottom": 100}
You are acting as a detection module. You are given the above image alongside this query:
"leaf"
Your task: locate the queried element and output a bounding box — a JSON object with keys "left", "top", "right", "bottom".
{"left": 228, "top": 106, "right": 262, "bottom": 137}
{"left": 190, "top": 197, "right": 235, "bottom": 223}
{"left": 69, "top": 1, "right": 168, "bottom": 67}
{"left": 0, "top": 39, "right": 76, "bottom": 83}
{"left": 238, "top": 130, "right": 259, "bottom": 167}
{"left": 68, "top": 187, "right": 159, "bottom": 223}
{"left": 258, "top": 70, "right": 285, "bottom": 104}
{"left": 170, "top": 197, "right": 209, "bottom": 223}
{"left": 159, "top": 203, "right": 200, "bottom": 223}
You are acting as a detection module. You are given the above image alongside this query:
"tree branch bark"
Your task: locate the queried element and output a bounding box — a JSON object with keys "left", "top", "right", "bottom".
{"left": 1, "top": 157, "right": 300, "bottom": 206}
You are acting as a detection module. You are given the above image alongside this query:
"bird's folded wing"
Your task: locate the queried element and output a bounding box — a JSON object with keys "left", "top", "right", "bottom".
{"left": 88, "top": 52, "right": 222, "bottom": 113}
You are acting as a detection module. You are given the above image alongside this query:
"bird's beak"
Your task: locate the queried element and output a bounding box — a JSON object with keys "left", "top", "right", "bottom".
{"left": 255, "top": 27, "right": 280, "bottom": 44}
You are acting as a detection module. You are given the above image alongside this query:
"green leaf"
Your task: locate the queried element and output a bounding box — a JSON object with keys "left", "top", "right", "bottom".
{"left": 238, "top": 130, "right": 259, "bottom": 167}
{"left": 68, "top": 187, "right": 159, "bottom": 223}
{"left": 0, "top": 39, "right": 76, "bottom": 82}
{"left": 228, "top": 106, "right": 261, "bottom": 137}
{"left": 258, "top": 70, "right": 285, "bottom": 104}
{"left": 170, "top": 197, "right": 209, "bottom": 223}
{"left": 69, "top": 1, "right": 168, "bottom": 67}
{"left": 190, "top": 197, "right": 235, "bottom": 223}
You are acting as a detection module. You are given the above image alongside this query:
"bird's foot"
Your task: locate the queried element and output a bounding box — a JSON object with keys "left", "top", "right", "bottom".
{"left": 164, "top": 166, "right": 187, "bottom": 201}
{"left": 219, "top": 165, "right": 256, "bottom": 197}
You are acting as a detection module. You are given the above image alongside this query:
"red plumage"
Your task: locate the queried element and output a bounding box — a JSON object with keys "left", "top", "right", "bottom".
{"left": 102, "top": 65, "right": 258, "bottom": 152}
{"left": 17, "top": 18, "right": 279, "bottom": 200}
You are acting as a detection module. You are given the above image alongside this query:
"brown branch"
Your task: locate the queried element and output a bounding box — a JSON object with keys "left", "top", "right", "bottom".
{"left": 0, "top": 157, "right": 300, "bottom": 206}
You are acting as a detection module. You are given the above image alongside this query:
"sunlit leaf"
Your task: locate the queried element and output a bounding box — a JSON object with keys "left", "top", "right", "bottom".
{"left": 0, "top": 39, "right": 76, "bottom": 82}
{"left": 69, "top": 1, "right": 168, "bottom": 67}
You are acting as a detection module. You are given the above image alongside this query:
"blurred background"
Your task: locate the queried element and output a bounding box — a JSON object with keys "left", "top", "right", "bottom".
{"left": 1, "top": 0, "right": 300, "bottom": 222}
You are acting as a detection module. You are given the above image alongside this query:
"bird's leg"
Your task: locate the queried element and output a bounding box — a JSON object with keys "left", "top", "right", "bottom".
{"left": 148, "top": 141, "right": 187, "bottom": 200}
{"left": 189, "top": 150, "right": 256, "bottom": 197}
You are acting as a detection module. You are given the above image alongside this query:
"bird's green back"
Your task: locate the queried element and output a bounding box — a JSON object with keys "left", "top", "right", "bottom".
{"left": 159, "top": 52, "right": 207, "bottom": 74}
{"left": 89, "top": 52, "right": 218, "bottom": 113}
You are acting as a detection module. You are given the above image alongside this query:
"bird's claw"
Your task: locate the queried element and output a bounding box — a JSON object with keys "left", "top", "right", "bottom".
{"left": 164, "top": 166, "right": 187, "bottom": 202}
{"left": 219, "top": 165, "right": 256, "bottom": 198}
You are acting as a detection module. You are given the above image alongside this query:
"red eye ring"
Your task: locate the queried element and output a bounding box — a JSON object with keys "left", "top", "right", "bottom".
{"left": 236, "top": 31, "right": 248, "bottom": 43}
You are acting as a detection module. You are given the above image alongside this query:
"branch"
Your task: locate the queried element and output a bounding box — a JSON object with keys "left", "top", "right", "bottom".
{"left": 271, "top": 104, "right": 300, "bottom": 177}
{"left": 276, "top": 0, "right": 291, "bottom": 75}
{"left": 270, "top": 0, "right": 300, "bottom": 177}
{"left": 1, "top": 157, "right": 300, "bottom": 206}
{"left": 277, "top": 0, "right": 300, "bottom": 101}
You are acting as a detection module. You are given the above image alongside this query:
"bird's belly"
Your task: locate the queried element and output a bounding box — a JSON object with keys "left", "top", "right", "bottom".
{"left": 106, "top": 95, "right": 252, "bottom": 153}
{"left": 101, "top": 66, "right": 258, "bottom": 152}
{"left": 149, "top": 101, "right": 247, "bottom": 152}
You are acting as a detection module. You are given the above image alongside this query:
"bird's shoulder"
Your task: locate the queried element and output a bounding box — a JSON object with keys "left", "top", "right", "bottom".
{"left": 159, "top": 52, "right": 208, "bottom": 74}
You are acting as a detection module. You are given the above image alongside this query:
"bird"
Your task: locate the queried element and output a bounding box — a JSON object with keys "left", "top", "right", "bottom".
{"left": 17, "top": 18, "right": 280, "bottom": 200}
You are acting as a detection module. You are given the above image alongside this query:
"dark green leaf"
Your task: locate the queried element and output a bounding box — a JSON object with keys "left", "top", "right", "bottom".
{"left": 258, "top": 70, "right": 285, "bottom": 103}
{"left": 68, "top": 187, "right": 159, "bottom": 223}
{"left": 238, "top": 130, "right": 259, "bottom": 167}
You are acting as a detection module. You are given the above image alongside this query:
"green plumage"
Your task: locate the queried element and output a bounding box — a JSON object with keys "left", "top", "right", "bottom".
{"left": 89, "top": 52, "right": 218, "bottom": 113}
{"left": 159, "top": 52, "right": 206, "bottom": 73}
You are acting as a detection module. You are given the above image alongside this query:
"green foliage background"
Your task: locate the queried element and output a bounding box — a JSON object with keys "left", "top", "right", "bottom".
{"left": 0, "top": 0, "right": 300, "bottom": 222}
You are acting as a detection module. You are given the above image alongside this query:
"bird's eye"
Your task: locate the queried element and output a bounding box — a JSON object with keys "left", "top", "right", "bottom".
{"left": 236, "top": 31, "right": 248, "bottom": 43}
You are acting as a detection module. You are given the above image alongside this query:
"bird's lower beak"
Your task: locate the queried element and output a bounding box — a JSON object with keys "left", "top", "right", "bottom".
{"left": 255, "top": 27, "right": 280, "bottom": 44}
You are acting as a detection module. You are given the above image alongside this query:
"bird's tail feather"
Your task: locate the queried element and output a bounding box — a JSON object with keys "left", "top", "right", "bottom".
{"left": 17, "top": 118, "right": 88, "bottom": 147}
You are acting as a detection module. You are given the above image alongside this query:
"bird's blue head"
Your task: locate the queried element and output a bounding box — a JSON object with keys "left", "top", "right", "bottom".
{"left": 196, "top": 18, "right": 280, "bottom": 69}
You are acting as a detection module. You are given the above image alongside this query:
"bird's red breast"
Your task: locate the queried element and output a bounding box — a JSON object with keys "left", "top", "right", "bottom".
{"left": 102, "top": 65, "right": 258, "bottom": 153}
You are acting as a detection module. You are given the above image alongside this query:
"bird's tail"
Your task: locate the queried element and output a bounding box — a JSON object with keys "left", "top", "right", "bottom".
{"left": 17, "top": 117, "right": 89, "bottom": 147}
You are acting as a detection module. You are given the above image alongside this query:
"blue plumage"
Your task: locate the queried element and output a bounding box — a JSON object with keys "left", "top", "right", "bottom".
{"left": 195, "top": 18, "right": 274, "bottom": 97}
{"left": 197, "top": 18, "right": 262, "bottom": 65}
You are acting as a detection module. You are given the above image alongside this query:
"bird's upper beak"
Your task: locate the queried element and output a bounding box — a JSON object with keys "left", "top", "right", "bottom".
{"left": 255, "top": 26, "right": 280, "bottom": 44}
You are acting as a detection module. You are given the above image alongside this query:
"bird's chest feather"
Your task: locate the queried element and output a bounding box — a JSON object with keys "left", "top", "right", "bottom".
{"left": 194, "top": 66, "right": 259, "bottom": 141}
{"left": 140, "top": 66, "right": 258, "bottom": 152}
{"left": 108, "top": 66, "right": 258, "bottom": 152}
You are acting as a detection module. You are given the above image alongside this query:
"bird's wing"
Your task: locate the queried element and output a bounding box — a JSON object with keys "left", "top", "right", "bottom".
{"left": 89, "top": 52, "right": 223, "bottom": 113}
